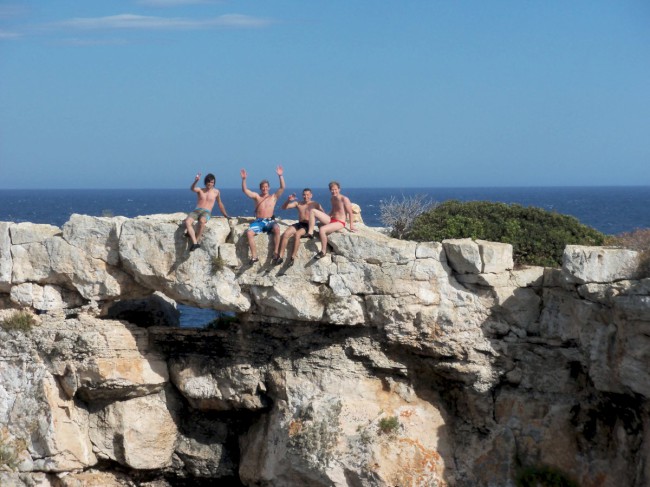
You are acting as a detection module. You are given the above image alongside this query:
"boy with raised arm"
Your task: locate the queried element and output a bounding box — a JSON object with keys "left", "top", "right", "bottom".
{"left": 184, "top": 172, "right": 229, "bottom": 251}
{"left": 277, "top": 188, "right": 324, "bottom": 266}
{"left": 306, "top": 181, "right": 356, "bottom": 258}
{"left": 241, "top": 166, "right": 285, "bottom": 265}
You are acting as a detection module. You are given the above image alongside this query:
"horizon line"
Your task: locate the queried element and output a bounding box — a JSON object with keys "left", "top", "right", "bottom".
{"left": 1, "top": 184, "right": 649, "bottom": 191}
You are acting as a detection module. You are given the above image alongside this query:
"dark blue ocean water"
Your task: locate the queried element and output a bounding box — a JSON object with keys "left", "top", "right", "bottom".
{"left": 1, "top": 186, "right": 648, "bottom": 233}
{"left": 1, "top": 186, "right": 648, "bottom": 326}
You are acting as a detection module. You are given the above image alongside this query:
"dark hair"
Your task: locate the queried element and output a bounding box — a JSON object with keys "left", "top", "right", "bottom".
{"left": 204, "top": 173, "right": 216, "bottom": 185}
{"left": 259, "top": 179, "right": 270, "bottom": 188}
{"left": 329, "top": 181, "right": 340, "bottom": 189}
{"left": 302, "top": 188, "right": 312, "bottom": 193}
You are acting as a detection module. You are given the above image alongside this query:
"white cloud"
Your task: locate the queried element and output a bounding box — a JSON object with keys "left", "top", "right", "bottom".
{"left": 0, "top": 4, "right": 28, "bottom": 19}
{"left": 0, "top": 29, "right": 21, "bottom": 39}
{"left": 136, "top": 0, "right": 220, "bottom": 6}
{"left": 57, "top": 37, "right": 131, "bottom": 46}
{"left": 56, "top": 13, "right": 274, "bottom": 30}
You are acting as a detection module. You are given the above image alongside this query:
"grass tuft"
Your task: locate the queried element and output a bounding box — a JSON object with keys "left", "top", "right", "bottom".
{"left": 378, "top": 416, "right": 400, "bottom": 435}
{"left": 1, "top": 311, "right": 36, "bottom": 332}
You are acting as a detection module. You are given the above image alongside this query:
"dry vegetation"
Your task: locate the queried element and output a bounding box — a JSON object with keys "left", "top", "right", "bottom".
{"left": 606, "top": 228, "right": 650, "bottom": 277}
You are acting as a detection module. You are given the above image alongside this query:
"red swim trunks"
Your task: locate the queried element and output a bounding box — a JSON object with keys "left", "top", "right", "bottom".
{"left": 330, "top": 218, "right": 346, "bottom": 227}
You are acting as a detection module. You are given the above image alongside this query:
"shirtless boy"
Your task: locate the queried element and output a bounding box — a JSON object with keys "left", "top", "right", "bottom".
{"left": 306, "top": 181, "right": 356, "bottom": 258}
{"left": 277, "top": 189, "right": 324, "bottom": 266}
{"left": 241, "top": 166, "right": 285, "bottom": 265}
{"left": 184, "top": 172, "right": 229, "bottom": 251}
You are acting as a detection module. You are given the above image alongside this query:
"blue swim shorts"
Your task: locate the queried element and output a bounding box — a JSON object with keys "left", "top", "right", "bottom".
{"left": 187, "top": 207, "right": 211, "bottom": 221}
{"left": 249, "top": 218, "right": 277, "bottom": 234}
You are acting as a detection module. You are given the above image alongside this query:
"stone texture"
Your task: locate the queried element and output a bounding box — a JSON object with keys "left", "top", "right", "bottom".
{"left": 443, "top": 238, "right": 482, "bottom": 274}
{"left": 169, "top": 356, "right": 267, "bottom": 411}
{"left": 119, "top": 215, "right": 250, "bottom": 311}
{"left": 89, "top": 389, "right": 178, "bottom": 470}
{"left": 9, "top": 222, "right": 60, "bottom": 245}
{"left": 37, "top": 314, "right": 169, "bottom": 401}
{"left": 563, "top": 245, "right": 640, "bottom": 283}
{"left": 476, "top": 239, "right": 514, "bottom": 273}
{"left": 239, "top": 353, "right": 452, "bottom": 487}
{"left": 0, "top": 221, "right": 12, "bottom": 292}
{"left": 1, "top": 214, "right": 649, "bottom": 487}
{"left": 62, "top": 214, "right": 127, "bottom": 266}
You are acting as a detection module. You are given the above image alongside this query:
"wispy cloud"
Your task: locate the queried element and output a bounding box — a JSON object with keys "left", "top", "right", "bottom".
{"left": 57, "top": 37, "right": 131, "bottom": 47}
{"left": 55, "top": 13, "right": 274, "bottom": 31}
{"left": 0, "top": 29, "right": 21, "bottom": 39}
{"left": 136, "top": 0, "right": 221, "bottom": 6}
{"left": 0, "top": 4, "right": 28, "bottom": 19}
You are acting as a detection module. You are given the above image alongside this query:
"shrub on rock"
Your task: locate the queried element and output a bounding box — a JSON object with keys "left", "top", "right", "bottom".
{"left": 404, "top": 200, "right": 606, "bottom": 267}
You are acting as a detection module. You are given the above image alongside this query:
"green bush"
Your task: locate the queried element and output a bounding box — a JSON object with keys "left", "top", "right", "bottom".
{"left": 1, "top": 311, "right": 36, "bottom": 332}
{"left": 404, "top": 200, "right": 606, "bottom": 267}
{"left": 378, "top": 416, "right": 400, "bottom": 435}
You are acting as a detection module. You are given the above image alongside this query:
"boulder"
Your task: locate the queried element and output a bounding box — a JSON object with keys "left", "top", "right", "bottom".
{"left": 476, "top": 239, "right": 514, "bottom": 273}
{"left": 169, "top": 356, "right": 267, "bottom": 411}
{"left": 0, "top": 222, "right": 12, "bottom": 292}
{"left": 62, "top": 214, "right": 127, "bottom": 266}
{"left": 443, "top": 238, "right": 482, "bottom": 274}
{"left": 89, "top": 389, "right": 178, "bottom": 470}
{"left": 563, "top": 245, "right": 640, "bottom": 283}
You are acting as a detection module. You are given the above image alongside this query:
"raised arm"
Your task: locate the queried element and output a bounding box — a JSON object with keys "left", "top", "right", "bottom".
{"left": 240, "top": 169, "right": 257, "bottom": 199}
{"left": 274, "top": 165, "right": 285, "bottom": 199}
{"left": 191, "top": 173, "right": 201, "bottom": 193}
{"left": 281, "top": 193, "right": 298, "bottom": 210}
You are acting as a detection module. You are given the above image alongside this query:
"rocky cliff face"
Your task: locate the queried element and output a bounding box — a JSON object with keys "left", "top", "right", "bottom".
{"left": 0, "top": 214, "right": 648, "bottom": 486}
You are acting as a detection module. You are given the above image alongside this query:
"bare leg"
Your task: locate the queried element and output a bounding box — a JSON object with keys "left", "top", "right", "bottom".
{"left": 316, "top": 222, "right": 344, "bottom": 256}
{"left": 279, "top": 227, "right": 296, "bottom": 258}
{"left": 272, "top": 224, "right": 281, "bottom": 257}
{"left": 291, "top": 228, "right": 306, "bottom": 259}
{"left": 184, "top": 217, "right": 198, "bottom": 245}
{"left": 307, "top": 209, "right": 331, "bottom": 237}
{"left": 246, "top": 229, "right": 257, "bottom": 260}
{"left": 195, "top": 217, "right": 207, "bottom": 243}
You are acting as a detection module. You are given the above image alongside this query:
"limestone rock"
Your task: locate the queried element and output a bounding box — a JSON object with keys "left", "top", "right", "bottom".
{"left": 174, "top": 414, "right": 236, "bottom": 478}
{"left": 250, "top": 280, "right": 325, "bottom": 322}
{"left": 563, "top": 245, "right": 640, "bottom": 283}
{"left": 37, "top": 315, "right": 169, "bottom": 401}
{"left": 328, "top": 229, "right": 416, "bottom": 265}
{"left": 476, "top": 239, "right": 514, "bottom": 273}
{"left": 10, "top": 283, "right": 83, "bottom": 311}
{"left": 0, "top": 221, "right": 12, "bottom": 292}
{"left": 62, "top": 214, "right": 127, "bottom": 266}
{"left": 443, "top": 238, "right": 482, "bottom": 274}
{"left": 119, "top": 215, "right": 250, "bottom": 311}
{"left": 350, "top": 202, "right": 363, "bottom": 224}
{"left": 0, "top": 348, "right": 96, "bottom": 472}
{"left": 9, "top": 222, "right": 60, "bottom": 245}
{"left": 2, "top": 213, "right": 649, "bottom": 486}
{"left": 239, "top": 352, "right": 452, "bottom": 486}
{"left": 169, "top": 356, "right": 267, "bottom": 411}
{"left": 89, "top": 389, "right": 178, "bottom": 469}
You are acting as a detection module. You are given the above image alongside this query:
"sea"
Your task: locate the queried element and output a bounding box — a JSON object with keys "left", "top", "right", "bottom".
{"left": 1, "top": 186, "right": 648, "bottom": 327}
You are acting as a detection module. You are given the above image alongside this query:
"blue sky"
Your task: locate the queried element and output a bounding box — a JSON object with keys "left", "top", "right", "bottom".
{"left": 1, "top": 1, "right": 649, "bottom": 189}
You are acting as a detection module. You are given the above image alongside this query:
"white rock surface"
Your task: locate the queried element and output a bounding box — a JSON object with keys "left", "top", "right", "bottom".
{"left": 563, "top": 245, "right": 640, "bottom": 283}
